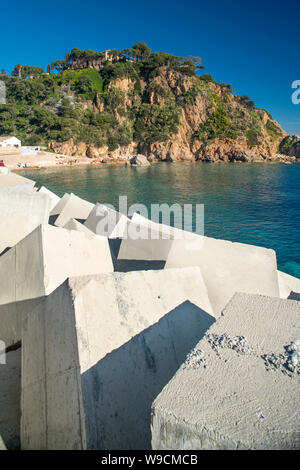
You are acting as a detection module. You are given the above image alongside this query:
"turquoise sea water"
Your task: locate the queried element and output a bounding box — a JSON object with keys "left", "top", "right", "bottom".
{"left": 20, "top": 162, "right": 300, "bottom": 278}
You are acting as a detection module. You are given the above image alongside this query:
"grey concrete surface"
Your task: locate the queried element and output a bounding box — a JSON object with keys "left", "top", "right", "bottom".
{"left": 53, "top": 193, "right": 94, "bottom": 227}
{"left": 0, "top": 224, "right": 113, "bottom": 305}
{"left": 165, "top": 237, "right": 280, "bottom": 316}
{"left": 0, "top": 173, "right": 35, "bottom": 191}
{"left": 64, "top": 218, "right": 96, "bottom": 235}
{"left": 39, "top": 186, "right": 60, "bottom": 212}
{"left": 0, "top": 187, "right": 51, "bottom": 254}
{"left": 21, "top": 267, "right": 214, "bottom": 449}
{"left": 84, "top": 203, "right": 130, "bottom": 238}
{"left": 50, "top": 192, "right": 70, "bottom": 216}
{"left": 117, "top": 213, "right": 201, "bottom": 262}
{"left": 151, "top": 293, "right": 300, "bottom": 450}
{"left": 278, "top": 270, "right": 300, "bottom": 298}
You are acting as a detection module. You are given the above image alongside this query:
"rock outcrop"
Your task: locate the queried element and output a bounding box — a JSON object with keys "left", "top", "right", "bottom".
{"left": 41, "top": 68, "right": 296, "bottom": 164}
{"left": 130, "top": 154, "right": 150, "bottom": 166}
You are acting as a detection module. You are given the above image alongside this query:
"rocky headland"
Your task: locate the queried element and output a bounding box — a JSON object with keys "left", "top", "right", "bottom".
{"left": 1, "top": 45, "right": 300, "bottom": 165}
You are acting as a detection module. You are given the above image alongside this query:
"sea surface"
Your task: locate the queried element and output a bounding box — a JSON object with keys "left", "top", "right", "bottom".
{"left": 20, "top": 162, "right": 300, "bottom": 278}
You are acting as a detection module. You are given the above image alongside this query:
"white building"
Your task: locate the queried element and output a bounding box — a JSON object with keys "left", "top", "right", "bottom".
{"left": 21, "top": 146, "right": 40, "bottom": 156}
{"left": 0, "top": 136, "right": 21, "bottom": 148}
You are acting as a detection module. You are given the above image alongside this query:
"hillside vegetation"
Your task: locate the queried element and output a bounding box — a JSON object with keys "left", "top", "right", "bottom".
{"left": 0, "top": 44, "right": 296, "bottom": 162}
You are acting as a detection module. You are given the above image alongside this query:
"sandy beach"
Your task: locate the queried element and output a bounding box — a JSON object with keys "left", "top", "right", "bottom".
{"left": 0, "top": 151, "right": 128, "bottom": 171}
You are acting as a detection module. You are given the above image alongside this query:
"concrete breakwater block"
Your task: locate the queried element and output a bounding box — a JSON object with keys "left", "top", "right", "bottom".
{"left": 165, "top": 237, "right": 280, "bottom": 317}
{"left": 0, "top": 188, "right": 51, "bottom": 255}
{"left": 0, "top": 225, "right": 113, "bottom": 344}
{"left": 0, "top": 224, "right": 113, "bottom": 304}
{"left": 0, "top": 173, "right": 35, "bottom": 191}
{"left": 21, "top": 267, "right": 215, "bottom": 450}
{"left": 278, "top": 270, "right": 300, "bottom": 299}
{"left": 0, "top": 297, "right": 45, "bottom": 348}
{"left": 151, "top": 293, "right": 300, "bottom": 450}
{"left": 84, "top": 203, "right": 130, "bottom": 238}
{"left": 117, "top": 213, "right": 201, "bottom": 262}
{"left": 39, "top": 186, "right": 60, "bottom": 212}
{"left": 131, "top": 213, "right": 200, "bottom": 240}
{"left": 50, "top": 192, "right": 70, "bottom": 216}
{"left": 52, "top": 193, "right": 94, "bottom": 227}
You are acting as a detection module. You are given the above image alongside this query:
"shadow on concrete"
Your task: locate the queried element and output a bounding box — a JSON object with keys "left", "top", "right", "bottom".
{"left": 288, "top": 291, "right": 300, "bottom": 301}
{"left": 82, "top": 301, "right": 215, "bottom": 450}
{"left": 0, "top": 247, "right": 11, "bottom": 257}
{"left": 48, "top": 215, "right": 59, "bottom": 226}
{"left": 109, "top": 238, "right": 166, "bottom": 272}
{"left": 109, "top": 238, "right": 122, "bottom": 259}
{"left": 0, "top": 347, "right": 21, "bottom": 450}
{"left": 114, "top": 259, "right": 166, "bottom": 272}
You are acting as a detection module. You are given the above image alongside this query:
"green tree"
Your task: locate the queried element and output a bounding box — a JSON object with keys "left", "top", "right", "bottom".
{"left": 132, "top": 42, "right": 151, "bottom": 62}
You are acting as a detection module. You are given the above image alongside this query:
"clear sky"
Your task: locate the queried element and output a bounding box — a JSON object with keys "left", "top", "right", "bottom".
{"left": 2, "top": 0, "right": 300, "bottom": 134}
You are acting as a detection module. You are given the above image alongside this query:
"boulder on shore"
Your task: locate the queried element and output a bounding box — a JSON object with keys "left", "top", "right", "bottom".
{"left": 130, "top": 154, "right": 150, "bottom": 167}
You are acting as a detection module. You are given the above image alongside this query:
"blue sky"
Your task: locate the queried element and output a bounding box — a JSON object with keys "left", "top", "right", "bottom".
{"left": 2, "top": 0, "right": 300, "bottom": 134}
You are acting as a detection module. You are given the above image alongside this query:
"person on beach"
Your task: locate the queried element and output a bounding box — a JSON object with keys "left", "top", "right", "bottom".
{"left": 0, "top": 160, "right": 5, "bottom": 167}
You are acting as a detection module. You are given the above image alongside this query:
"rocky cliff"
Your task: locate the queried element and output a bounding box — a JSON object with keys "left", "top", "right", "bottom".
{"left": 48, "top": 68, "right": 292, "bottom": 163}
{"left": 2, "top": 51, "right": 297, "bottom": 163}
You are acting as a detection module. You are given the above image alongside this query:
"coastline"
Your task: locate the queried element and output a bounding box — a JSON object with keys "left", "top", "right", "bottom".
{"left": 2, "top": 150, "right": 297, "bottom": 172}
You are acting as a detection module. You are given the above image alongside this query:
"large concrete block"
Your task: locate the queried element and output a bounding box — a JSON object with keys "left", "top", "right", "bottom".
{"left": 84, "top": 203, "right": 130, "bottom": 238}
{"left": 0, "top": 173, "right": 35, "bottom": 191}
{"left": 21, "top": 267, "right": 215, "bottom": 449}
{"left": 165, "top": 237, "right": 280, "bottom": 316}
{"left": 152, "top": 293, "right": 300, "bottom": 450}
{"left": 53, "top": 193, "right": 94, "bottom": 227}
{"left": 0, "top": 188, "right": 51, "bottom": 254}
{"left": 278, "top": 270, "right": 300, "bottom": 299}
{"left": 50, "top": 192, "right": 70, "bottom": 216}
{"left": 39, "top": 186, "right": 60, "bottom": 212}
{"left": 0, "top": 224, "right": 113, "bottom": 306}
{"left": 0, "top": 298, "right": 45, "bottom": 348}
{"left": 0, "top": 348, "right": 21, "bottom": 450}
{"left": 131, "top": 213, "right": 199, "bottom": 240}
{"left": 117, "top": 213, "right": 201, "bottom": 262}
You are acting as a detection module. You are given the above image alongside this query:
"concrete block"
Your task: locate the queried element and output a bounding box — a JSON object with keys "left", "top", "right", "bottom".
{"left": 50, "top": 192, "right": 70, "bottom": 216}
{"left": 0, "top": 348, "right": 21, "bottom": 450}
{"left": 118, "top": 238, "right": 173, "bottom": 261}
{"left": 64, "top": 218, "right": 95, "bottom": 235}
{"left": 151, "top": 293, "right": 300, "bottom": 450}
{"left": 117, "top": 213, "right": 201, "bottom": 262}
{"left": 53, "top": 193, "right": 94, "bottom": 227}
{"left": 39, "top": 186, "right": 60, "bottom": 212}
{"left": 131, "top": 213, "right": 199, "bottom": 240}
{"left": 0, "top": 173, "right": 35, "bottom": 191}
{"left": 0, "top": 224, "right": 113, "bottom": 306}
{"left": 0, "top": 188, "right": 51, "bottom": 254}
{"left": 0, "top": 297, "right": 45, "bottom": 348}
{"left": 278, "top": 270, "right": 300, "bottom": 298}
{"left": 165, "top": 237, "right": 280, "bottom": 316}
{"left": 84, "top": 203, "right": 130, "bottom": 238}
{"left": 21, "top": 267, "right": 215, "bottom": 449}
